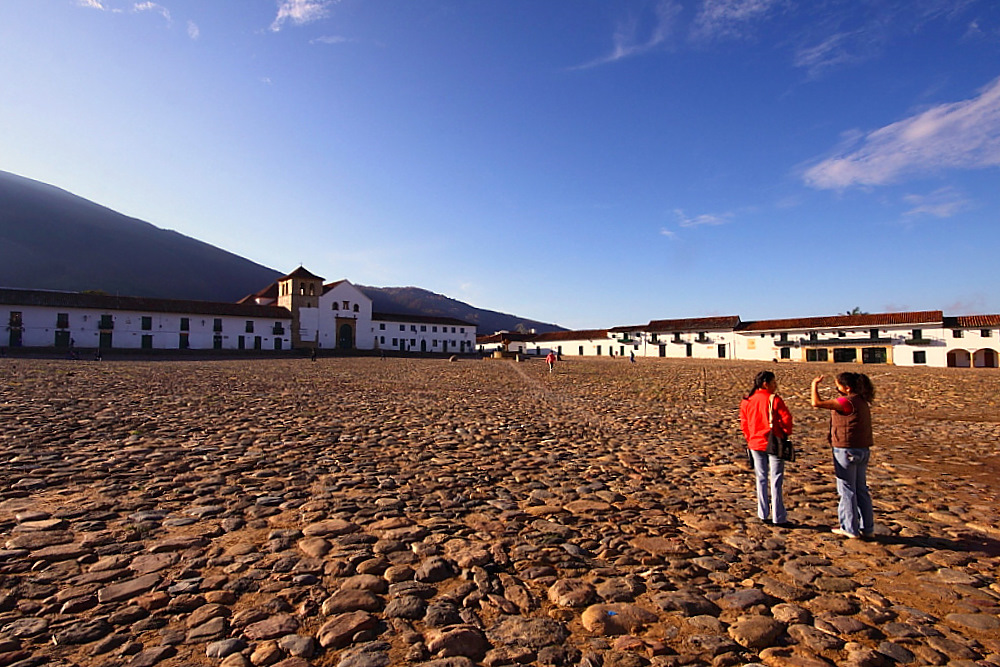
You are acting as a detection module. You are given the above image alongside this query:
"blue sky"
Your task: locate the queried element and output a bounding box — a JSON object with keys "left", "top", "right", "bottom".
{"left": 1, "top": 0, "right": 999, "bottom": 330}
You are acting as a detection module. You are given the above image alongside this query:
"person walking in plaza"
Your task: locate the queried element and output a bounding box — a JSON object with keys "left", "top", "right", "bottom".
{"left": 545, "top": 351, "right": 556, "bottom": 373}
{"left": 740, "top": 370, "right": 793, "bottom": 525}
{"left": 811, "top": 372, "right": 876, "bottom": 539}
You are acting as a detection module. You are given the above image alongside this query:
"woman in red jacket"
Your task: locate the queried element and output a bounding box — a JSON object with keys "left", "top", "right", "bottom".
{"left": 740, "top": 370, "right": 793, "bottom": 525}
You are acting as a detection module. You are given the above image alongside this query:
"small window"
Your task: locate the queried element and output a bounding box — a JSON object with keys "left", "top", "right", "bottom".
{"left": 180, "top": 318, "right": 190, "bottom": 331}
{"left": 99, "top": 314, "right": 113, "bottom": 329}
{"left": 214, "top": 318, "right": 223, "bottom": 332}
{"left": 452, "top": 327, "right": 456, "bottom": 333}
{"left": 869, "top": 328, "right": 879, "bottom": 339}
{"left": 400, "top": 325, "right": 405, "bottom": 331}
{"left": 141, "top": 316, "right": 152, "bottom": 331}
{"left": 343, "top": 301, "right": 350, "bottom": 310}
{"left": 809, "top": 332, "right": 818, "bottom": 341}
{"left": 432, "top": 326, "right": 438, "bottom": 333}
{"left": 353, "top": 304, "right": 359, "bottom": 312}
{"left": 420, "top": 325, "right": 426, "bottom": 332}
{"left": 380, "top": 336, "right": 385, "bottom": 344}
{"left": 392, "top": 338, "right": 398, "bottom": 346}
{"left": 912, "top": 329, "right": 923, "bottom": 340}
{"left": 780, "top": 347, "right": 791, "bottom": 359}
{"left": 410, "top": 339, "right": 416, "bottom": 346}
{"left": 379, "top": 323, "right": 385, "bottom": 330}
{"left": 953, "top": 330, "right": 963, "bottom": 338}
{"left": 56, "top": 313, "right": 69, "bottom": 329}
{"left": 982, "top": 329, "right": 992, "bottom": 337}
{"left": 411, "top": 325, "right": 417, "bottom": 332}
{"left": 779, "top": 332, "right": 788, "bottom": 342}
{"left": 246, "top": 321, "right": 254, "bottom": 333}
{"left": 460, "top": 328, "right": 465, "bottom": 334}
{"left": 913, "top": 351, "right": 927, "bottom": 364}
{"left": 332, "top": 302, "right": 339, "bottom": 310}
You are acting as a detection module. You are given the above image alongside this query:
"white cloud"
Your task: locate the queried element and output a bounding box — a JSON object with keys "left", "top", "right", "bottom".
{"left": 77, "top": 0, "right": 107, "bottom": 8}
{"left": 187, "top": 21, "right": 200, "bottom": 40}
{"left": 902, "top": 188, "right": 970, "bottom": 218}
{"left": 133, "top": 2, "right": 171, "bottom": 24}
{"left": 804, "top": 76, "right": 1000, "bottom": 189}
{"left": 793, "top": 31, "right": 875, "bottom": 78}
{"left": 311, "top": 35, "right": 352, "bottom": 45}
{"left": 572, "top": 0, "right": 681, "bottom": 69}
{"left": 691, "top": 0, "right": 782, "bottom": 41}
{"left": 674, "top": 208, "right": 733, "bottom": 227}
{"left": 660, "top": 228, "right": 677, "bottom": 239}
{"left": 271, "top": 0, "right": 336, "bottom": 32}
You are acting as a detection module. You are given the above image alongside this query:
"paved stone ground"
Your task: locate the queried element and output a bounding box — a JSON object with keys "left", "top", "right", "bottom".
{"left": 1, "top": 357, "right": 998, "bottom": 667}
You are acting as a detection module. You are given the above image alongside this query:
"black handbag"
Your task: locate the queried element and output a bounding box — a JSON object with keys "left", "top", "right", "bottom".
{"left": 766, "top": 395, "right": 796, "bottom": 462}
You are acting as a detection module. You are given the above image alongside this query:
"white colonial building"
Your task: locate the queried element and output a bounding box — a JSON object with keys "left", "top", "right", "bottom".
{"left": 1, "top": 288, "right": 292, "bottom": 352}
{"left": 2, "top": 266, "right": 477, "bottom": 356}
{"left": 483, "top": 309, "right": 999, "bottom": 369}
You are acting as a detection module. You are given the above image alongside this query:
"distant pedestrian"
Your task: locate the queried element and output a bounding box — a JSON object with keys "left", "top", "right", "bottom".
{"left": 545, "top": 351, "right": 556, "bottom": 373}
{"left": 311, "top": 347, "right": 317, "bottom": 361}
{"left": 629, "top": 351, "right": 635, "bottom": 364}
{"left": 740, "top": 370, "right": 793, "bottom": 525}
{"left": 811, "top": 373, "right": 876, "bottom": 539}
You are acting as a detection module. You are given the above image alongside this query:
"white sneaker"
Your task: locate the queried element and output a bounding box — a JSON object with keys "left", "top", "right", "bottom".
{"left": 831, "top": 528, "right": 860, "bottom": 539}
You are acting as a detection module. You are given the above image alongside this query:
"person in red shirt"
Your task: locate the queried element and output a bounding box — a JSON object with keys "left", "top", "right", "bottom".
{"left": 740, "top": 370, "right": 794, "bottom": 525}
{"left": 545, "top": 351, "right": 556, "bottom": 373}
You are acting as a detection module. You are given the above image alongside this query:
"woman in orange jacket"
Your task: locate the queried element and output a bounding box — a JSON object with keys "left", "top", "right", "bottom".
{"left": 740, "top": 370, "right": 793, "bottom": 525}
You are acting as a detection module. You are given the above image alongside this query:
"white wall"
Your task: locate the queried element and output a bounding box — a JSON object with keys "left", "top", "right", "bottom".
{"left": 2, "top": 305, "right": 291, "bottom": 351}
{"left": 372, "top": 318, "right": 476, "bottom": 354}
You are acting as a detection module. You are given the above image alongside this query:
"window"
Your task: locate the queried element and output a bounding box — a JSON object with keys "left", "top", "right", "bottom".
{"left": 432, "top": 340, "right": 437, "bottom": 347}
{"left": 650, "top": 334, "right": 658, "bottom": 343}
{"left": 411, "top": 339, "right": 416, "bottom": 346}
{"left": 862, "top": 347, "right": 887, "bottom": 364}
{"left": 869, "top": 328, "right": 879, "bottom": 339}
{"left": 213, "top": 318, "right": 223, "bottom": 332}
{"left": 379, "top": 323, "right": 385, "bottom": 330}
{"left": 833, "top": 348, "right": 856, "bottom": 363}
{"left": 912, "top": 329, "right": 923, "bottom": 340}
{"left": 343, "top": 301, "right": 350, "bottom": 310}
{"left": 982, "top": 329, "right": 992, "bottom": 337}
{"left": 273, "top": 323, "right": 285, "bottom": 335}
{"left": 596, "top": 345, "right": 602, "bottom": 355}
{"left": 380, "top": 336, "right": 385, "bottom": 344}
{"left": 913, "top": 351, "right": 927, "bottom": 364}
{"left": 99, "top": 314, "right": 114, "bottom": 329}
{"left": 838, "top": 331, "right": 846, "bottom": 337}
{"left": 953, "top": 330, "right": 963, "bottom": 338}
{"left": 246, "top": 321, "right": 254, "bottom": 333}
{"left": 809, "top": 332, "right": 818, "bottom": 341}
{"left": 180, "top": 318, "right": 190, "bottom": 331}
{"left": 432, "top": 326, "right": 438, "bottom": 333}
{"left": 141, "top": 334, "right": 153, "bottom": 350}
{"left": 56, "top": 313, "right": 69, "bottom": 329}
{"left": 141, "top": 316, "right": 152, "bottom": 331}
{"left": 393, "top": 338, "right": 398, "bottom": 346}
{"left": 780, "top": 347, "right": 791, "bottom": 359}
{"left": 806, "top": 349, "right": 828, "bottom": 362}
{"left": 411, "top": 325, "right": 417, "bottom": 332}
{"left": 460, "top": 328, "right": 465, "bottom": 334}
{"left": 353, "top": 304, "right": 359, "bottom": 312}
{"left": 579, "top": 346, "right": 584, "bottom": 355}
{"left": 420, "top": 325, "right": 426, "bottom": 332}
{"left": 452, "top": 327, "right": 456, "bottom": 333}
{"left": 672, "top": 333, "right": 682, "bottom": 343}
{"left": 400, "top": 325, "right": 405, "bottom": 331}
{"left": 332, "top": 302, "right": 339, "bottom": 310}
{"left": 779, "top": 332, "right": 788, "bottom": 342}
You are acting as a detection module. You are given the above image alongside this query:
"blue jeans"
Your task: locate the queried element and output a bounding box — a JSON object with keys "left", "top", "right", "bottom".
{"left": 751, "top": 450, "right": 786, "bottom": 523}
{"left": 832, "top": 447, "right": 873, "bottom": 536}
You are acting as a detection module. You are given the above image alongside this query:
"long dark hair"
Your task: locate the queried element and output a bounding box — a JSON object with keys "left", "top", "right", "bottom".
{"left": 837, "top": 372, "right": 875, "bottom": 403}
{"left": 745, "top": 370, "right": 775, "bottom": 399}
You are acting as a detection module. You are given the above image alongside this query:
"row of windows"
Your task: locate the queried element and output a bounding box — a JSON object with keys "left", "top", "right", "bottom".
{"left": 333, "top": 301, "right": 360, "bottom": 312}
{"left": 378, "top": 323, "right": 466, "bottom": 334}
{"left": 24, "top": 312, "right": 287, "bottom": 335}
{"left": 48, "top": 331, "right": 285, "bottom": 351}
{"left": 953, "top": 329, "right": 993, "bottom": 338}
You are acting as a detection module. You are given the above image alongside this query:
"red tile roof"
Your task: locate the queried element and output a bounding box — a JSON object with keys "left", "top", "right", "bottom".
{"left": 280, "top": 266, "right": 325, "bottom": 281}
{"left": 646, "top": 316, "right": 741, "bottom": 331}
{"left": 739, "top": 311, "right": 943, "bottom": 332}
{"left": 530, "top": 329, "right": 609, "bottom": 342}
{"left": 944, "top": 314, "right": 1000, "bottom": 328}
{"left": 0, "top": 288, "right": 290, "bottom": 319}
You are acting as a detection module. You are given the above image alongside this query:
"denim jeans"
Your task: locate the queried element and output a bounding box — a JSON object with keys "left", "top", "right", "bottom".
{"left": 750, "top": 449, "right": 786, "bottom": 523}
{"left": 832, "top": 447, "right": 873, "bottom": 536}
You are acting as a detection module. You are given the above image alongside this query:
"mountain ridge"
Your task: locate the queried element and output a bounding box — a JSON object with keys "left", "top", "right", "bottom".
{"left": 0, "top": 170, "right": 564, "bottom": 335}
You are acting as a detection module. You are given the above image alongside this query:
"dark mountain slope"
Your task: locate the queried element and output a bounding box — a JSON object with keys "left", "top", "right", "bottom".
{"left": 0, "top": 170, "right": 281, "bottom": 302}
{"left": 0, "top": 170, "right": 565, "bottom": 334}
